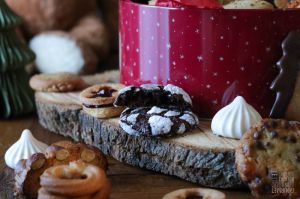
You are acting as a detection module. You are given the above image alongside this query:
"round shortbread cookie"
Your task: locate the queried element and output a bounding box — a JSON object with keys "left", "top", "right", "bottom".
{"left": 30, "top": 72, "right": 87, "bottom": 92}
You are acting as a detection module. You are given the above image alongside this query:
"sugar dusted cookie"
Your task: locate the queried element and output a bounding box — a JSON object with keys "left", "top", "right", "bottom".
{"left": 235, "top": 119, "right": 300, "bottom": 198}
{"left": 30, "top": 72, "right": 87, "bottom": 92}
{"left": 114, "top": 84, "right": 192, "bottom": 109}
{"left": 119, "top": 106, "right": 199, "bottom": 137}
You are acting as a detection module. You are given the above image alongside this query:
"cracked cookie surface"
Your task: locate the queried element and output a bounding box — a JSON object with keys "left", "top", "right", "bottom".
{"left": 114, "top": 84, "right": 192, "bottom": 109}
{"left": 119, "top": 106, "right": 199, "bottom": 137}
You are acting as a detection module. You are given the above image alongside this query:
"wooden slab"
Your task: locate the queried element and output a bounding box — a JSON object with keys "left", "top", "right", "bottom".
{"left": 35, "top": 71, "right": 245, "bottom": 189}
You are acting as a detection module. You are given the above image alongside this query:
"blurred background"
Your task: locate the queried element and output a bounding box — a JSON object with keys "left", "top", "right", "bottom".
{"left": 0, "top": 0, "right": 119, "bottom": 118}
{"left": 7, "top": 0, "right": 119, "bottom": 75}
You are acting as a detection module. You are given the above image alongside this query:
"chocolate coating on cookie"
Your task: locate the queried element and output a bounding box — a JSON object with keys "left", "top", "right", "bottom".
{"left": 235, "top": 119, "right": 300, "bottom": 198}
{"left": 114, "top": 84, "right": 192, "bottom": 109}
{"left": 119, "top": 106, "right": 198, "bottom": 137}
{"left": 270, "top": 30, "right": 300, "bottom": 118}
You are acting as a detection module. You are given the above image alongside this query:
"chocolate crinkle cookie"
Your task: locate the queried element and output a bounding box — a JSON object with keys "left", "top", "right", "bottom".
{"left": 235, "top": 119, "right": 300, "bottom": 198}
{"left": 114, "top": 84, "right": 192, "bottom": 109}
{"left": 120, "top": 106, "right": 199, "bottom": 137}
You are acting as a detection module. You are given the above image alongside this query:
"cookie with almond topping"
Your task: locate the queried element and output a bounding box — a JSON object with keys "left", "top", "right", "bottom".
{"left": 45, "top": 141, "right": 107, "bottom": 169}
{"left": 235, "top": 119, "right": 300, "bottom": 198}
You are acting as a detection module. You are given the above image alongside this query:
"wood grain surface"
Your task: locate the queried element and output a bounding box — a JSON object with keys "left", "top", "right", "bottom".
{"left": 36, "top": 91, "right": 243, "bottom": 188}
{"left": 0, "top": 116, "right": 254, "bottom": 199}
{"left": 33, "top": 71, "right": 245, "bottom": 189}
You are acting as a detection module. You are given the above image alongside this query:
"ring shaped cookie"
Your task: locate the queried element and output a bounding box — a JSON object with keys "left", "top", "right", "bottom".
{"left": 80, "top": 84, "right": 125, "bottom": 118}
{"left": 80, "top": 83, "right": 124, "bottom": 106}
{"left": 162, "top": 188, "right": 226, "bottom": 199}
{"left": 40, "top": 161, "right": 108, "bottom": 197}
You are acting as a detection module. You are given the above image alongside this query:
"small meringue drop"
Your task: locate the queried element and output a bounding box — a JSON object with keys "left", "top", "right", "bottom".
{"left": 4, "top": 129, "right": 48, "bottom": 169}
{"left": 211, "top": 96, "right": 262, "bottom": 139}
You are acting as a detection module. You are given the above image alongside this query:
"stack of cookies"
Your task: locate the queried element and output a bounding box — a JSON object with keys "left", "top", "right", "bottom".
{"left": 38, "top": 160, "right": 110, "bottom": 199}
{"left": 114, "top": 84, "right": 199, "bottom": 137}
{"left": 14, "top": 141, "right": 108, "bottom": 198}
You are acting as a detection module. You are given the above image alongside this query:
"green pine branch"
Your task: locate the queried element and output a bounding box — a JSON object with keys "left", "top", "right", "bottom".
{"left": 0, "top": 67, "right": 35, "bottom": 118}
{"left": 0, "top": 30, "right": 35, "bottom": 72}
{"left": 0, "top": 0, "right": 22, "bottom": 29}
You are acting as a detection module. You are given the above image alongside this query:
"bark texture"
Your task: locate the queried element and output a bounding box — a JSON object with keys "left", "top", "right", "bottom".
{"left": 36, "top": 100, "right": 245, "bottom": 189}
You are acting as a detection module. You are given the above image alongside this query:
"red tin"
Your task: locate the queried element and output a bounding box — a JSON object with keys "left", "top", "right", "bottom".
{"left": 119, "top": 0, "right": 300, "bottom": 118}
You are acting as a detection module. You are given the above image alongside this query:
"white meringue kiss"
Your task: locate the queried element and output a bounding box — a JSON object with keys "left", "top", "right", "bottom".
{"left": 211, "top": 96, "right": 262, "bottom": 139}
{"left": 5, "top": 129, "right": 48, "bottom": 169}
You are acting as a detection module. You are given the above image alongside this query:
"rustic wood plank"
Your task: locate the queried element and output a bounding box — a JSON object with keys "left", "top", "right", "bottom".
{"left": 80, "top": 112, "right": 243, "bottom": 188}
{"left": 0, "top": 117, "right": 253, "bottom": 198}
{"left": 35, "top": 84, "right": 245, "bottom": 189}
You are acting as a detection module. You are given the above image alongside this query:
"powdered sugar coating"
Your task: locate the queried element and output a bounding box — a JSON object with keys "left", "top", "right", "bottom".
{"left": 119, "top": 121, "right": 139, "bottom": 136}
{"left": 180, "top": 112, "right": 198, "bottom": 125}
{"left": 177, "top": 123, "right": 186, "bottom": 134}
{"left": 118, "top": 86, "right": 133, "bottom": 95}
{"left": 127, "top": 113, "right": 139, "bottom": 123}
{"left": 186, "top": 111, "right": 199, "bottom": 124}
{"left": 164, "top": 84, "right": 192, "bottom": 105}
{"left": 120, "top": 107, "right": 198, "bottom": 137}
{"left": 141, "top": 84, "right": 160, "bottom": 90}
{"left": 147, "top": 106, "right": 167, "bottom": 114}
{"left": 164, "top": 110, "right": 180, "bottom": 117}
{"left": 148, "top": 115, "right": 173, "bottom": 135}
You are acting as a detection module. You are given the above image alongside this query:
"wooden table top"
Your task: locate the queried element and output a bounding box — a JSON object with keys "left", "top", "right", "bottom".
{"left": 0, "top": 116, "right": 254, "bottom": 199}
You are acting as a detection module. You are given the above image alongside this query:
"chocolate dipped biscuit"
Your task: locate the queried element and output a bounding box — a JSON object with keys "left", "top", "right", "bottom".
{"left": 119, "top": 106, "right": 199, "bottom": 137}
{"left": 114, "top": 84, "right": 192, "bottom": 110}
{"left": 15, "top": 153, "right": 51, "bottom": 198}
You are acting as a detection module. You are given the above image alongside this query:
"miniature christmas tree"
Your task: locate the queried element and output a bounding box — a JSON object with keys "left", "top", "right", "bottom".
{"left": 0, "top": 0, "right": 35, "bottom": 118}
